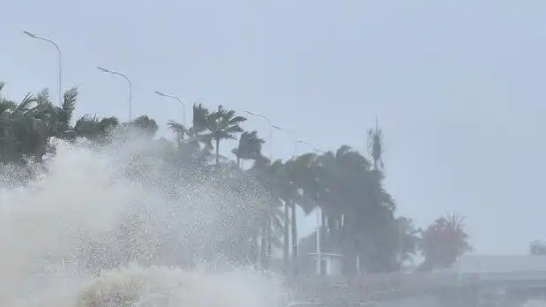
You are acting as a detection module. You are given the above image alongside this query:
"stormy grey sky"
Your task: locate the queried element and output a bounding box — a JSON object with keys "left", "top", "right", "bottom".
{"left": 1, "top": 0, "right": 545, "bottom": 255}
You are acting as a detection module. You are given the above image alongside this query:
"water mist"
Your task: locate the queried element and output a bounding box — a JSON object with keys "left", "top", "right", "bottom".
{"left": 0, "top": 134, "right": 285, "bottom": 307}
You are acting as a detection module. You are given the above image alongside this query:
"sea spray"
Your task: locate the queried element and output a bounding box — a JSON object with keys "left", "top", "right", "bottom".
{"left": 0, "top": 135, "right": 285, "bottom": 307}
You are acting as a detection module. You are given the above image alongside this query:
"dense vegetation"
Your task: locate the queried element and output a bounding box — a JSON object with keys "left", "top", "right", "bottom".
{"left": 0, "top": 82, "right": 472, "bottom": 275}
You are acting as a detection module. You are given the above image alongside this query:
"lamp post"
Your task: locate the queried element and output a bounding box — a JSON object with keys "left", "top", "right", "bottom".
{"left": 155, "top": 91, "right": 186, "bottom": 126}
{"left": 244, "top": 110, "right": 281, "bottom": 161}
{"left": 293, "top": 140, "right": 324, "bottom": 158}
{"left": 291, "top": 139, "right": 327, "bottom": 276}
{"left": 97, "top": 67, "right": 132, "bottom": 121}
{"left": 23, "top": 31, "right": 62, "bottom": 104}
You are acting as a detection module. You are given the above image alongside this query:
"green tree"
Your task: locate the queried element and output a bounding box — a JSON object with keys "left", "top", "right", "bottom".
{"left": 168, "top": 104, "right": 214, "bottom": 167}
{"left": 0, "top": 84, "right": 79, "bottom": 163}
{"left": 232, "top": 130, "right": 264, "bottom": 168}
{"left": 74, "top": 115, "right": 119, "bottom": 144}
{"left": 419, "top": 212, "right": 472, "bottom": 270}
{"left": 204, "top": 105, "right": 246, "bottom": 165}
{"left": 396, "top": 217, "right": 421, "bottom": 268}
{"left": 303, "top": 145, "right": 398, "bottom": 273}
{"left": 128, "top": 115, "right": 158, "bottom": 138}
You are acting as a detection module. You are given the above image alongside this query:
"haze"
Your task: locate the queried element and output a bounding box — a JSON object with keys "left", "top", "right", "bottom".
{"left": 1, "top": 0, "right": 544, "bottom": 255}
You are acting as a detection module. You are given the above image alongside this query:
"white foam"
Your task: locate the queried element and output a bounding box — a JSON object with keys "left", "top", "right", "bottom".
{"left": 0, "top": 136, "right": 284, "bottom": 307}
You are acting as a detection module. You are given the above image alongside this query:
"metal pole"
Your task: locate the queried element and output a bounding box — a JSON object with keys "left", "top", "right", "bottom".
{"left": 399, "top": 222, "right": 403, "bottom": 272}
{"left": 23, "top": 31, "right": 62, "bottom": 104}
{"left": 155, "top": 91, "right": 186, "bottom": 126}
{"left": 97, "top": 67, "right": 132, "bottom": 121}
{"left": 244, "top": 110, "right": 277, "bottom": 161}
{"left": 295, "top": 140, "right": 325, "bottom": 156}
{"left": 316, "top": 205, "right": 321, "bottom": 276}
{"left": 292, "top": 141, "right": 299, "bottom": 159}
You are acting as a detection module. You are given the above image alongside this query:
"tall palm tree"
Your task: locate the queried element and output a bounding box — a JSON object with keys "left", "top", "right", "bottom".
{"left": 55, "top": 88, "right": 78, "bottom": 139}
{"left": 309, "top": 145, "right": 400, "bottom": 273}
{"left": 263, "top": 154, "right": 317, "bottom": 275}
{"left": 287, "top": 154, "right": 319, "bottom": 275}
{"left": 396, "top": 217, "right": 421, "bottom": 269}
{"left": 232, "top": 130, "right": 265, "bottom": 168}
{"left": 204, "top": 105, "right": 246, "bottom": 165}
{"left": 168, "top": 104, "right": 214, "bottom": 166}
{"left": 129, "top": 115, "right": 159, "bottom": 137}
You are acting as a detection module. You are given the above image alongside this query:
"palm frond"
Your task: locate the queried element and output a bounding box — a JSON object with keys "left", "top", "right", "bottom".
{"left": 61, "top": 87, "right": 77, "bottom": 116}
{"left": 16, "top": 94, "right": 37, "bottom": 112}
{"left": 167, "top": 120, "right": 187, "bottom": 136}
{"left": 35, "top": 89, "right": 50, "bottom": 105}
{"left": 228, "top": 115, "right": 247, "bottom": 125}
{"left": 0, "top": 101, "right": 16, "bottom": 114}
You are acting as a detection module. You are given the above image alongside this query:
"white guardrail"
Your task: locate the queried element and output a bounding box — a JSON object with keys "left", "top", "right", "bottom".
{"left": 287, "top": 272, "right": 460, "bottom": 304}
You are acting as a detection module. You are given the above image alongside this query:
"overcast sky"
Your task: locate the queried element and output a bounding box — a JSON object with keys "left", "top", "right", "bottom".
{"left": 2, "top": 0, "right": 546, "bottom": 255}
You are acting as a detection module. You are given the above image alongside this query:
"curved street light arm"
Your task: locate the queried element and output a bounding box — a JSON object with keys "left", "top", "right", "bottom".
{"left": 97, "top": 67, "right": 133, "bottom": 121}
{"left": 23, "top": 31, "right": 62, "bottom": 104}
{"left": 155, "top": 91, "right": 186, "bottom": 126}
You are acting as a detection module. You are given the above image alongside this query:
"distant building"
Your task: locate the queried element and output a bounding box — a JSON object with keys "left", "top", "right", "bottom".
{"left": 297, "top": 230, "right": 343, "bottom": 276}
{"left": 308, "top": 252, "right": 343, "bottom": 275}
{"left": 454, "top": 254, "right": 546, "bottom": 281}
{"left": 530, "top": 240, "right": 546, "bottom": 255}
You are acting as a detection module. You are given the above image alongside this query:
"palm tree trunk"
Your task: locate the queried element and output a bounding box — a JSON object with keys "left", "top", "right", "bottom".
{"left": 283, "top": 202, "right": 289, "bottom": 274}
{"left": 267, "top": 217, "right": 272, "bottom": 265}
{"left": 215, "top": 138, "right": 220, "bottom": 165}
{"left": 251, "top": 230, "right": 258, "bottom": 268}
{"left": 290, "top": 202, "right": 298, "bottom": 276}
{"left": 261, "top": 222, "right": 268, "bottom": 270}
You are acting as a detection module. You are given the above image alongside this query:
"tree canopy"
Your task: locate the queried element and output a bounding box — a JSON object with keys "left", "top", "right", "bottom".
{"left": 0, "top": 80, "right": 472, "bottom": 275}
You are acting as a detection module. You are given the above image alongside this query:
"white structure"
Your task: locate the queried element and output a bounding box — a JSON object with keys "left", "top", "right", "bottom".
{"left": 530, "top": 240, "right": 546, "bottom": 255}
{"left": 455, "top": 255, "right": 546, "bottom": 282}
{"left": 308, "top": 252, "right": 343, "bottom": 275}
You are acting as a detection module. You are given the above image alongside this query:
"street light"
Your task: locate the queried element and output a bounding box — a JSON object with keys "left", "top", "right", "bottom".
{"left": 97, "top": 66, "right": 133, "bottom": 121}
{"left": 155, "top": 91, "right": 186, "bottom": 126}
{"left": 23, "top": 31, "right": 62, "bottom": 104}
{"left": 293, "top": 140, "right": 324, "bottom": 158}
{"left": 244, "top": 110, "right": 279, "bottom": 161}
{"left": 291, "top": 139, "right": 326, "bottom": 275}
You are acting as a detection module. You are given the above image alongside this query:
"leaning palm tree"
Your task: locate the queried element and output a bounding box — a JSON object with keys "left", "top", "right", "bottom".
{"left": 232, "top": 130, "right": 265, "bottom": 168}
{"left": 168, "top": 104, "right": 214, "bottom": 166}
{"left": 0, "top": 86, "right": 79, "bottom": 163}
{"left": 74, "top": 115, "right": 119, "bottom": 143}
{"left": 204, "top": 105, "right": 246, "bottom": 165}
{"left": 128, "top": 115, "right": 159, "bottom": 138}
{"left": 167, "top": 121, "right": 188, "bottom": 146}
{"left": 55, "top": 88, "right": 78, "bottom": 138}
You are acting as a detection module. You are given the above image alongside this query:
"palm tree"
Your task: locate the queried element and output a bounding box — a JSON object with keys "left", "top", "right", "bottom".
{"left": 305, "top": 145, "right": 400, "bottom": 273}
{"left": 419, "top": 212, "right": 472, "bottom": 270}
{"left": 74, "top": 115, "right": 119, "bottom": 143}
{"left": 232, "top": 130, "right": 265, "bottom": 168}
{"left": 260, "top": 153, "right": 317, "bottom": 275}
{"left": 287, "top": 154, "right": 319, "bottom": 274}
{"left": 168, "top": 104, "right": 214, "bottom": 166}
{"left": 55, "top": 88, "right": 78, "bottom": 139}
{"left": 396, "top": 217, "right": 421, "bottom": 269}
{"left": 0, "top": 85, "right": 80, "bottom": 163}
{"left": 129, "top": 115, "right": 159, "bottom": 137}
{"left": 204, "top": 105, "right": 246, "bottom": 165}
{"left": 168, "top": 121, "right": 188, "bottom": 147}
